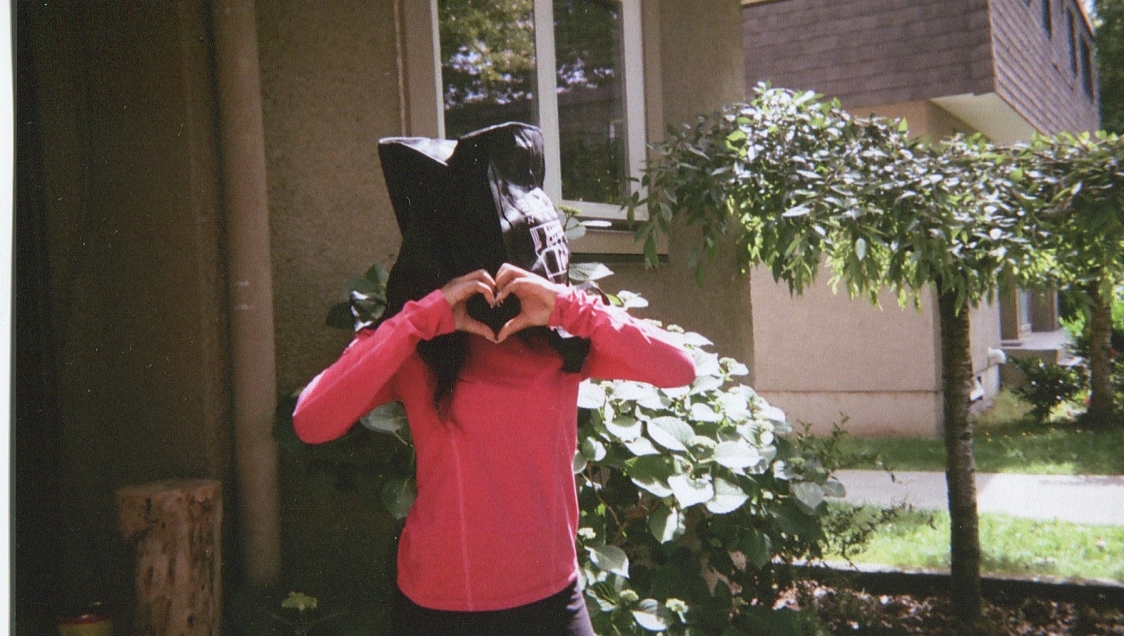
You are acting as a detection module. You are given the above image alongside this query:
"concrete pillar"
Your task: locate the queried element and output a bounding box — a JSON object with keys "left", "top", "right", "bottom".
{"left": 212, "top": 0, "right": 281, "bottom": 585}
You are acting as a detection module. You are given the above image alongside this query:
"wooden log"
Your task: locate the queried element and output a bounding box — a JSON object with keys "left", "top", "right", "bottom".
{"left": 117, "top": 479, "right": 222, "bottom": 636}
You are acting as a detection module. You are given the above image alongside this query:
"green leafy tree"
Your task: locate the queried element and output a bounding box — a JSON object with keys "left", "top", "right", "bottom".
{"left": 1096, "top": 0, "right": 1124, "bottom": 133}
{"left": 1015, "top": 130, "right": 1124, "bottom": 427}
{"left": 633, "top": 86, "right": 1046, "bottom": 631}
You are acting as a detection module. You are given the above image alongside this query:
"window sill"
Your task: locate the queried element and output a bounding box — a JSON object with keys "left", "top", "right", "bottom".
{"left": 570, "top": 227, "right": 668, "bottom": 262}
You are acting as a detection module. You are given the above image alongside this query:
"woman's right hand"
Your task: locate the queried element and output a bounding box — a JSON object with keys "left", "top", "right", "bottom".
{"left": 440, "top": 270, "right": 499, "bottom": 341}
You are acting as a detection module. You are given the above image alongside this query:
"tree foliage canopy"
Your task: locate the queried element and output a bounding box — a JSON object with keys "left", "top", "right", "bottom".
{"left": 633, "top": 85, "right": 1047, "bottom": 309}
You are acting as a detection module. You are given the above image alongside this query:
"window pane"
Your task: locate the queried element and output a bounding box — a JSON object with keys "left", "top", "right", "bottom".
{"left": 554, "top": 0, "right": 628, "bottom": 205}
{"left": 439, "top": 0, "right": 538, "bottom": 139}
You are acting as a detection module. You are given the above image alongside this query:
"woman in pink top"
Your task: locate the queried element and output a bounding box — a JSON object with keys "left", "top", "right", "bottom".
{"left": 293, "top": 123, "right": 696, "bottom": 635}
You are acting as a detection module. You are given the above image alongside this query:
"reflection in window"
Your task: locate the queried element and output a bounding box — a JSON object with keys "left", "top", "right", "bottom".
{"left": 437, "top": 0, "right": 632, "bottom": 207}
{"left": 555, "top": 0, "right": 628, "bottom": 205}
{"left": 1080, "top": 38, "right": 1094, "bottom": 99}
{"left": 439, "top": 0, "right": 538, "bottom": 139}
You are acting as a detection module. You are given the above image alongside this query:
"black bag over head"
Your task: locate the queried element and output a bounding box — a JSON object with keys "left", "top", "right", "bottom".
{"left": 376, "top": 122, "right": 589, "bottom": 374}
{"left": 378, "top": 123, "right": 572, "bottom": 332}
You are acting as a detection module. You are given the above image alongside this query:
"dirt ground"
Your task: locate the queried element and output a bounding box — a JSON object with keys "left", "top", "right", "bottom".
{"left": 779, "top": 583, "right": 1124, "bottom": 635}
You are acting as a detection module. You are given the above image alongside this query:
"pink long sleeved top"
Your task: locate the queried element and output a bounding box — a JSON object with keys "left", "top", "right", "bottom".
{"left": 292, "top": 286, "right": 696, "bottom": 612}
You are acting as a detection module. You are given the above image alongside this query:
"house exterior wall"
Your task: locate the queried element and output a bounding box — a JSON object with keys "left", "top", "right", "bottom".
{"left": 741, "top": 0, "right": 994, "bottom": 110}
{"left": 254, "top": 0, "right": 409, "bottom": 602}
{"left": 750, "top": 267, "right": 943, "bottom": 437}
{"left": 258, "top": 0, "right": 405, "bottom": 395}
{"left": 602, "top": 0, "right": 756, "bottom": 371}
{"left": 739, "top": 0, "right": 1094, "bottom": 436}
{"left": 991, "top": 0, "right": 1100, "bottom": 134}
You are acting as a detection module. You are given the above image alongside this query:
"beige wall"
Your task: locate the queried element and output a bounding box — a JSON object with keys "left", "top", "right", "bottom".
{"left": 596, "top": 0, "right": 757, "bottom": 368}
{"left": 861, "top": 99, "right": 974, "bottom": 140}
{"left": 751, "top": 270, "right": 1004, "bottom": 437}
{"left": 750, "top": 267, "right": 945, "bottom": 436}
{"left": 258, "top": 0, "right": 406, "bottom": 393}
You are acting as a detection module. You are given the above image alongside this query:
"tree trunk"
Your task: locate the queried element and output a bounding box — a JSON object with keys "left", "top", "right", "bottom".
{"left": 1084, "top": 284, "right": 1116, "bottom": 427}
{"left": 117, "top": 480, "right": 222, "bottom": 636}
{"left": 938, "top": 291, "right": 982, "bottom": 629}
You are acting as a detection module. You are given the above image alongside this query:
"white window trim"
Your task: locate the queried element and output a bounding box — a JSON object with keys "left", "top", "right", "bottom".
{"left": 404, "top": 0, "right": 647, "bottom": 222}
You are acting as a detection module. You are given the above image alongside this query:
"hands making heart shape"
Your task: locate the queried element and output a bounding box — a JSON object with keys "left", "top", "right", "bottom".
{"left": 440, "top": 264, "right": 565, "bottom": 343}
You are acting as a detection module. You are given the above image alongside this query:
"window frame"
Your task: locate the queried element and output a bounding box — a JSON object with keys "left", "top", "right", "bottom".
{"left": 404, "top": 0, "right": 647, "bottom": 222}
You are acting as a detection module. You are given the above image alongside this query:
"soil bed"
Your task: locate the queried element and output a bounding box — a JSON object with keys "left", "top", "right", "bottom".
{"left": 782, "top": 571, "right": 1124, "bottom": 635}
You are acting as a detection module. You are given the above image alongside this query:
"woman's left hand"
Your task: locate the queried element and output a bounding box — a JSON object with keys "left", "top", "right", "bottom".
{"left": 493, "top": 264, "right": 564, "bottom": 342}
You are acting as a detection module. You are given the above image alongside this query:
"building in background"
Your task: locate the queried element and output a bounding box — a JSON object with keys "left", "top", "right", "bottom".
{"left": 741, "top": 0, "right": 1099, "bottom": 436}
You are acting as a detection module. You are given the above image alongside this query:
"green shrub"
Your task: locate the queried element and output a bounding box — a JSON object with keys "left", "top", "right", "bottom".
{"left": 279, "top": 263, "right": 876, "bottom": 635}
{"left": 1010, "top": 357, "right": 1086, "bottom": 422}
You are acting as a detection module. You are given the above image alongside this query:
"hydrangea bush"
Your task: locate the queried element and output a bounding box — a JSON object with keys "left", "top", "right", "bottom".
{"left": 570, "top": 324, "right": 846, "bottom": 636}
{"left": 279, "top": 263, "right": 861, "bottom": 636}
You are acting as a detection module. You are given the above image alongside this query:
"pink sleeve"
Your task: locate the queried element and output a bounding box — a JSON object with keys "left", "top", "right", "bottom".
{"left": 293, "top": 290, "right": 456, "bottom": 443}
{"left": 549, "top": 287, "right": 696, "bottom": 388}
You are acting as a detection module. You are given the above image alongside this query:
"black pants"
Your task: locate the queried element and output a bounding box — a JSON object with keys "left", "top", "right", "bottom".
{"left": 390, "top": 580, "right": 596, "bottom": 636}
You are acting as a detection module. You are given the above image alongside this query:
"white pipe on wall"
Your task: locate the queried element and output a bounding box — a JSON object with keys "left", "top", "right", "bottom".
{"left": 211, "top": 0, "right": 281, "bottom": 585}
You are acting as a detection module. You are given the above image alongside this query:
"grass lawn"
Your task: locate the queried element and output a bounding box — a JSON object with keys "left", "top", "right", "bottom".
{"left": 835, "top": 391, "right": 1124, "bottom": 475}
{"left": 827, "top": 505, "right": 1124, "bottom": 583}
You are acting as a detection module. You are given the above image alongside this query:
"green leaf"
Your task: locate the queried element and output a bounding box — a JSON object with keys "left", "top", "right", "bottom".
{"left": 382, "top": 477, "right": 416, "bottom": 520}
{"left": 773, "top": 500, "right": 820, "bottom": 537}
{"left": 713, "top": 441, "right": 760, "bottom": 470}
{"left": 855, "top": 237, "right": 867, "bottom": 261}
{"left": 570, "top": 262, "right": 615, "bottom": 283}
{"left": 781, "top": 205, "right": 810, "bottom": 218}
{"left": 631, "top": 599, "right": 674, "bottom": 632}
{"left": 668, "top": 473, "right": 714, "bottom": 508}
{"left": 792, "top": 481, "right": 825, "bottom": 514}
{"left": 741, "top": 529, "right": 772, "bottom": 570}
{"left": 581, "top": 437, "right": 608, "bottom": 462}
{"left": 325, "top": 302, "right": 356, "bottom": 330}
{"left": 572, "top": 451, "right": 587, "bottom": 475}
{"left": 624, "top": 437, "right": 662, "bottom": 457}
{"left": 628, "top": 456, "right": 675, "bottom": 497}
{"left": 690, "top": 402, "right": 723, "bottom": 422}
{"left": 706, "top": 478, "right": 750, "bottom": 514}
{"left": 649, "top": 504, "right": 685, "bottom": 543}
{"left": 606, "top": 416, "right": 643, "bottom": 441}
{"left": 822, "top": 479, "right": 847, "bottom": 498}
{"left": 360, "top": 402, "right": 407, "bottom": 435}
{"left": 364, "top": 263, "right": 389, "bottom": 287}
{"left": 647, "top": 417, "right": 694, "bottom": 452}
{"left": 612, "top": 381, "right": 660, "bottom": 403}
{"left": 578, "top": 381, "right": 608, "bottom": 409}
{"left": 587, "top": 544, "right": 630, "bottom": 578}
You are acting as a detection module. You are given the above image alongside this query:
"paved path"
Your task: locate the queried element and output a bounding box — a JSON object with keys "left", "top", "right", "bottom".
{"left": 834, "top": 470, "right": 1124, "bottom": 526}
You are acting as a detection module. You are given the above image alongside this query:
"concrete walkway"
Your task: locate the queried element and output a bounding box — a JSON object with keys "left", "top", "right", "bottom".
{"left": 834, "top": 470, "right": 1124, "bottom": 527}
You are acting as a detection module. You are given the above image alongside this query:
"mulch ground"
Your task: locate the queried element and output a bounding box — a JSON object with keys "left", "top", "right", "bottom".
{"left": 777, "top": 583, "right": 1124, "bottom": 635}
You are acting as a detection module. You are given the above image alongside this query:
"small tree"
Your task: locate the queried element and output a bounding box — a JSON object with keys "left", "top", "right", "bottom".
{"left": 634, "top": 86, "right": 1046, "bottom": 630}
{"left": 1015, "top": 131, "right": 1124, "bottom": 427}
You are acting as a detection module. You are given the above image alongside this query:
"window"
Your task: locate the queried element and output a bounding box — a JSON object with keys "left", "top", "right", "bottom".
{"left": 435, "top": 0, "right": 646, "bottom": 219}
{"left": 1080, "top": 38, "right": 1095, "bottom": 99}
{"left": 1042, "top": 0, "right": 1052, "bottom": 38}
{"left": 1067, "top": 9, "right": 1077, "bottom": 75}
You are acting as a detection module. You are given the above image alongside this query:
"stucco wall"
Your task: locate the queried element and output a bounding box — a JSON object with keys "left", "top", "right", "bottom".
{"left": 750, "top": 267, "right": 944, "bottom": 436}
{"left": 259, "top": 0, "right": 405, "bottom": 394}
{"left": 598, "top": 0, "right": 756, "bottom": 369}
